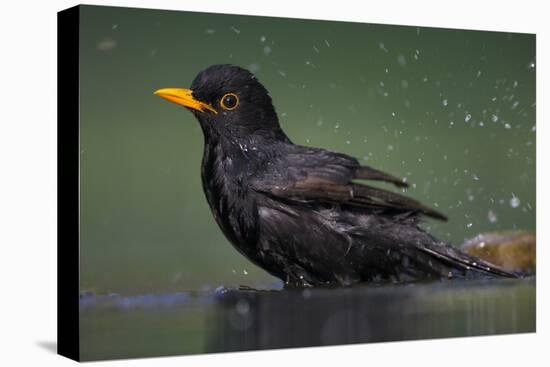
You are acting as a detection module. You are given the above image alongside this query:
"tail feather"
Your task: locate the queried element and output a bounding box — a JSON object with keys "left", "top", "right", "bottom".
{"left": 349, "top": 217, "right": 519, "bottom": 281}
{"left": 417, "top": 242, "right": 518, "bottom": 278}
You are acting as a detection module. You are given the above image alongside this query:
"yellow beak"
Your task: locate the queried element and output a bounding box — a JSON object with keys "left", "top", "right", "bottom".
{"left": 154, "top": 88, "right": 217, "bottom": 114}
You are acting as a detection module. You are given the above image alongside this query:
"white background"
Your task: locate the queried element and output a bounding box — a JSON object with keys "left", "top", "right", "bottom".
{"left": 0, "top": 0, "right": 547, "bottom": 366}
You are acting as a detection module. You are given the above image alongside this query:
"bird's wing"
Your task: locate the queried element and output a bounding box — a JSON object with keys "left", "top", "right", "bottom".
{"left": 252, "top": 146, "right": 448, "bottom": 221}
{"left": 354, "top": 165, "right": 409, "bottom": 188}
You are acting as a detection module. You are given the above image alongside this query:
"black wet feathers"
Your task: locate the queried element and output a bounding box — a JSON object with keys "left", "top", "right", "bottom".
{"left": 252, "top": 146, "right": 448, "bottom": 221}
{"left": 161, "top": 64, "right": 517, "bottom": 287}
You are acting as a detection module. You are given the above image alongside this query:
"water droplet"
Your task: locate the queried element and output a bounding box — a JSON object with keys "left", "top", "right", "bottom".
{"left": 491, "top": 114, "right": 499, "bottom": 123}
{"left": 230, "top": 26, "right": 241, "bottom": 34}
{"left": 247, "top": 63, "right": 260, "bottom": 72}
{"left": 488, "top": 210, "right": 498, "bottom": 223}
{"left": 466, "top": 223, "right": 473, "bottom": 228}
{"left": 243, "top": 269, "right": 249, "bottom": 275}
{"left": 96, "top": 37, "right": 116, "bottom": 51}
{"left": 379, "top": 42, "right": 388, "bottom": 52}
{"left": 510, "top": 196, "right": 521, "bottom": 208}
{"left": 324, "top": 39, "right": 331, "bottom": 47}
{"left": 260, "top": 35, "right": 266, "bottom": 42}
{"left": 206, "top": 28, "right": 216, "bottom": 34}
{"left": 263, "top": 46, "right": 272, "bottom": 55}
{"left": 504, "top": 123, "right": 511, "bottom": 129}
{"left": 465, "top": 113, "right": 471, "bottom": 123}
{"left": 527, "top": 61, "right": 535, "bottom": 70}
{"left": 511, "top": 101, "right": 519, "bottom": 110}
{"left": 442, "top": 99, "right": 448, "bottom": 106}
{"left": 397, "top": 54, "right": 407, "bottom": 66}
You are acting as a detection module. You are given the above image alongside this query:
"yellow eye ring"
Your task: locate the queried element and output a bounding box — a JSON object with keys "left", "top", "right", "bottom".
{"left": 220, "top": 93, "right": 239, "bottom": 110}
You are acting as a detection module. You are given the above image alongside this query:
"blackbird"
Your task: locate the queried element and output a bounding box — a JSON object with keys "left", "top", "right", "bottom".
{"left": 155, "top": 64, "right": 516, "bottom": 287}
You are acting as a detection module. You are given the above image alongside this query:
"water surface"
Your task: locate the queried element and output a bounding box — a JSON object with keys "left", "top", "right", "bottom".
{"left": 79, "top": 278, "right": 535, "bottom": 360}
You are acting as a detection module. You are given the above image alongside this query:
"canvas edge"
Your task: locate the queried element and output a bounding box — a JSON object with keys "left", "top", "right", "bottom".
{"left": 57, "top": 4, "right": 81, "bottom": 362}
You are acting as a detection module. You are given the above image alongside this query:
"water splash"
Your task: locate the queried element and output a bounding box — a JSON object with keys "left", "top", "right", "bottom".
{"left": 488, "top": 210, "right": 498, "bottom": 223}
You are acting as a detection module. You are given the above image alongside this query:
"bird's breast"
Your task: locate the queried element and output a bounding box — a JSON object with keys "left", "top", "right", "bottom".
{"left": 201, "top": 148, "right": 260, "bottom": 258}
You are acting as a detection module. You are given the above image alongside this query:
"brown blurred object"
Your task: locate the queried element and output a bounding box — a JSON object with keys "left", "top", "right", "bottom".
{"left": 462, "top": 231, "right": 536, "bottom": 274}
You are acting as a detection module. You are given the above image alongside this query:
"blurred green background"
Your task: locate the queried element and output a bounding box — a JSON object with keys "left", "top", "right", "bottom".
{"left": 79, "top": 5, "right": 535, "bottom": 295}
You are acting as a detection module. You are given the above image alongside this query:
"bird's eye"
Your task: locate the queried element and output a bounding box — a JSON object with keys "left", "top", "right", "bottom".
{"left": 220, "top": 93, "right": 239, "bottom": 110}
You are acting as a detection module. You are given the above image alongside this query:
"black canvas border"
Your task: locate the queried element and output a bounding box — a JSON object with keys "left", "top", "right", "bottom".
{"left": 57, "top": 5, "right": 80, "bottom": 362}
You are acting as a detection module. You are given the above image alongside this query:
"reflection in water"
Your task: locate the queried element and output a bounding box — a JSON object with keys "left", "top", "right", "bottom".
{"left": 209, "top": 278, "right": 535, "bottom": 351}
{"left": 79, "top": 278, "right": 534, "bottom": 361}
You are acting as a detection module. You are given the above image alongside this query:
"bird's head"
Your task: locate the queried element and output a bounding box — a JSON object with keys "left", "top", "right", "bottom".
{"left": 155, "top": 64, "right": 286, "bottom": 142}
